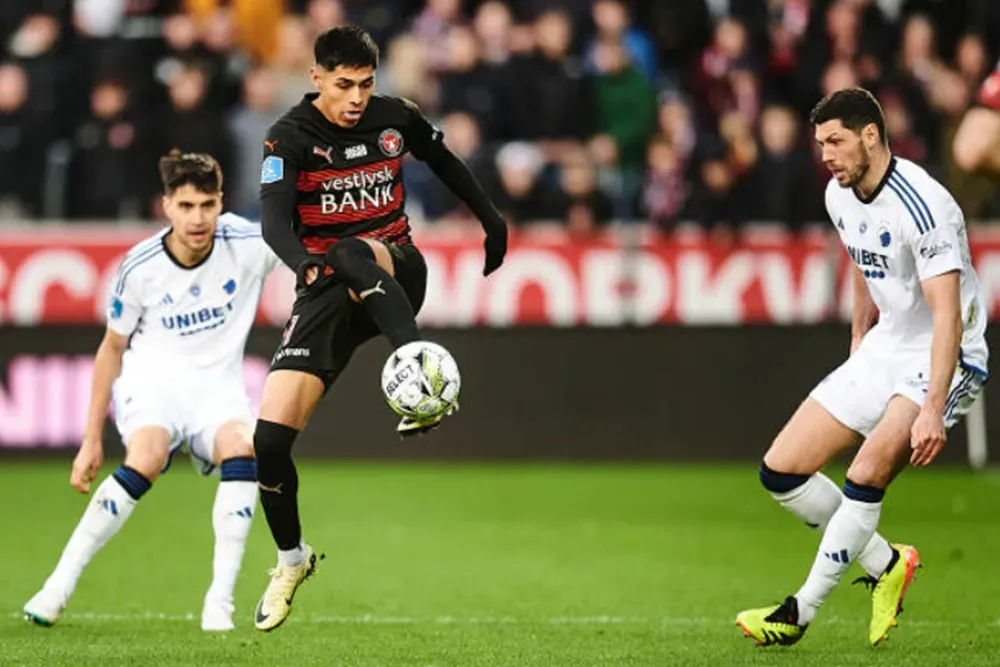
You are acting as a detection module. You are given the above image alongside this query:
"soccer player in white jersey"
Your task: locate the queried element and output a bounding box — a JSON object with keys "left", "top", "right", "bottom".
{"left": 736, "top": 88, "right": 990, "bottom": 647}
{"left": 23, "top": 151, "right": 279, "bottom": 632}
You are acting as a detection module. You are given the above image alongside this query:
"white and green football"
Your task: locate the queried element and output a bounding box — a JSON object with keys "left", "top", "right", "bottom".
{"left": 380, "top": 341, "right": 460, "bottom": 419}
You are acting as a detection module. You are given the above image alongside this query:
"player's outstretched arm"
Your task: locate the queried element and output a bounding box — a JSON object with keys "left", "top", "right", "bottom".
{"left": 73, "top": 328, "right": 128, "bottom": 494}
{"left": 423, "top": 147, "right": 507, "bottom": 276}
{"left": 401, "top": 101, "right": 507, "bottom": 276}
{"left": 850, "top": 264, "right": 877, "bottom": 354}
{"left": 910, "top": 271, "right": 962, "bottom": 467}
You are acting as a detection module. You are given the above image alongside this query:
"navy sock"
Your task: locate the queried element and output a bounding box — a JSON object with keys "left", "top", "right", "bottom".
{"left": 759, "top": 461, "right": 810, "bottom": 493}
{"left": 220, "top": 456, "right": 257, "bottom": 482}
{"left": 112, "top": 465, "right": 152, "bottom": 500}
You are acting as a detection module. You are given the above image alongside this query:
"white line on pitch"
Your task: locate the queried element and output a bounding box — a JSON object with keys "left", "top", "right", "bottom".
{"left": 7, "top": 612, "right": 995, "bottom": 627}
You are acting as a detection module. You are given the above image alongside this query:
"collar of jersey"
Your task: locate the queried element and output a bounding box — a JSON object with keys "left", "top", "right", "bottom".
{"left": 853, "top": 155, "right": 896, "bottom": 205}
{"left": 161, "top": 230, "right": 214, "bottom": 271}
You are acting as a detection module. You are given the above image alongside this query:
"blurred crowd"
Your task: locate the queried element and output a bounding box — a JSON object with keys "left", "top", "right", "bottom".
{"left": 2, "top": 0, "right": 1000, "bottom": 235}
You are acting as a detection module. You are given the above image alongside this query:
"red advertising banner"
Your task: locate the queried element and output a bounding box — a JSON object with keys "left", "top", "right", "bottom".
{"left": 1, "top": 225, "right": 999, "bottom": 325}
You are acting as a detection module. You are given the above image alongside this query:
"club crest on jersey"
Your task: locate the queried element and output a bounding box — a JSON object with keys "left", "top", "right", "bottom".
{"left": 379, "top": 128, "right": 404, "bottom": 157}
{"left": 859, "top": 221, "right": 868, "bottom": 234}
{"left": 223, "top": 279, "right": 237, "bottom": 295}
{"left": 190, "top": 285, "right": 201, "bottom": 297}
{"left": 878, "top": 226, "right": 891, "bottom": 247}
{"left": 313, "top": 145, "right": 334, "bottom": 163}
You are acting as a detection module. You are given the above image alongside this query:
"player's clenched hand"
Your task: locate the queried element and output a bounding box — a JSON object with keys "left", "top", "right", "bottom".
{"left": 910, "top": 407, "right": 946, "bottom": 467}
{"left": 483, "top": 225, "right": 507, "bottom": 277}
{"left": 295, "top": 257, "right": 325, "bottom": 289}
{"left": 71, "top": 440, "right": 103, "bottom": 494}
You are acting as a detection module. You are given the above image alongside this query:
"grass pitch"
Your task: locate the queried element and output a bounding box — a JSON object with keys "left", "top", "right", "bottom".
{"left": 1, "top": 460, "right": 999, "bottom": 666}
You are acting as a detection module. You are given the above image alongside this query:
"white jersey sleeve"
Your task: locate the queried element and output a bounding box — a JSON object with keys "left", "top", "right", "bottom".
{"left": 217, "top": 212, "right": 281, "bottom": 278}
{"left": 106, "top": 233, "right": 166, "bottom": 336}
{"left": 893, "top": 177, "right": 965, "bottom": 281}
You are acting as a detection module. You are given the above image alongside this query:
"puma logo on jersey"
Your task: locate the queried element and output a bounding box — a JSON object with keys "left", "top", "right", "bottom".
{"left": 313, "top": 145, "right": 334, "bottom": 163}
{"left": 358, "top": 281, "right": 386, "bottom": 300}
{"left": 264, "top": 140, "right": 278, "bottom": 152}
{"left": 344, "top": 144, "right": 368, "bottom": 160}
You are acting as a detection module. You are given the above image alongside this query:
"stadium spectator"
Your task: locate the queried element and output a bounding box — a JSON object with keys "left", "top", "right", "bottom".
{"left": 754, "top": 104, "right": 822, "bottom": 230}
{"left": 584, "top": 0, "right": 658, "bottom": 83}
{"left": 66, "top": 76, "right": 142, "bottom": 219}
{"left": 227, "top": 67, "right": 282, "bottom": 218}
{"left": 2, "top": 0, "right": 1000, "bottom": 228}
{"left": 590, "top": 38, "right": 657, "bottom": 220}
{"left": 0, "top": 62, "right": 46, "bottom": 218}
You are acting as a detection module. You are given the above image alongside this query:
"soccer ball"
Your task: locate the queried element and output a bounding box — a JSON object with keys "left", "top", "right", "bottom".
{"left": 380, "top": 341, "right": 460, "bottom": 419}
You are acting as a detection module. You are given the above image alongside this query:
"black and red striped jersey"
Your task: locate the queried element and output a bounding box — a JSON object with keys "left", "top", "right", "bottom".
{"left": 259, "top": 93, "right": 443, "bottom": 263}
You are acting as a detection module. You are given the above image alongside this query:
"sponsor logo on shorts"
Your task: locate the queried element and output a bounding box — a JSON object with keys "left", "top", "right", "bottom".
{"left": 273, "top": 347, "right": 311, "bottom": 362}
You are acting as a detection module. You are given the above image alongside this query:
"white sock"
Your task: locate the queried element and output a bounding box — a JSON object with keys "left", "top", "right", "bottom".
{"left": 278, "top": 543, "right": 305, "bottom": 567}
{"left": 795, "top": 495, "right": 882, "bottom": 624}
{"left": 44, "top": 476, "right": 139, "bottom": 597}
{"left": 771, "top": 473, "right": 895, "bottom": 578}
{"left": 204, "top": 480, "right": 257, "bottom": 605}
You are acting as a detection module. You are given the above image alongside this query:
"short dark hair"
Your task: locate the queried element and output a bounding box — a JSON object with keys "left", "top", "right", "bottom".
{"left": 314, "top": 25, "right": 379, "bottom": 71}
{"left": 158, "top": 149, "right": 223, "bottom": 195}
{"left": 809, "top": 87, "right": 887, "bottom": 146}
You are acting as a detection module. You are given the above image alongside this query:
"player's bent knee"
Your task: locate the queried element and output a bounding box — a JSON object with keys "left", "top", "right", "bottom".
{"left": 844, "top": 458, "right": 893, "bottom": 489}
{"left": 214, "top": 420, "right": 254, "bottom": 463}
{"left": 253, "top": 419, "right": 299, "bottom": 461}
{"left": 123, "top": 426, "right": 172, "bottom": 481}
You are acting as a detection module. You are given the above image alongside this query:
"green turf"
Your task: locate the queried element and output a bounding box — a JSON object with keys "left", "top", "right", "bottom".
{"left": 1, "top": 460, "right": 999, "bottom": 666}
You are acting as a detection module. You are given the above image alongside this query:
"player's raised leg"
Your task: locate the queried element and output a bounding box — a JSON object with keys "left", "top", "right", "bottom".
{"left": 737, "top": 398, "right": 897, "bottom": 645}
{"left": 793, "top": 396, "right": 919, "bottom": 641}
{"left": 199, "top": 420, "right": 258, "bottom": 631}
{"left": 24, "top": 426, "right": 168, "bottom": 626}
{"left": 327, "top": 237, "right": 419, "bottom": 347}
{"left": 325, "top": 238, "right": 442, "bottom": 435}
{"left": 252, "top": 370, "right": 325, "bottom": 631}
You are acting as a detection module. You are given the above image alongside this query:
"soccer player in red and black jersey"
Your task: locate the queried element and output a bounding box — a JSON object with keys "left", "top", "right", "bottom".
{"left": 953, "top": 60, "right": 1000, "bottom": 176}
{"left": 252, "top": 25, "right": 507, "bottom": 631}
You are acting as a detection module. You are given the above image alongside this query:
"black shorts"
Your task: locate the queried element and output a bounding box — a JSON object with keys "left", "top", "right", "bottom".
{"left": 270, "top": 243, "right": 427, "bottom": 389}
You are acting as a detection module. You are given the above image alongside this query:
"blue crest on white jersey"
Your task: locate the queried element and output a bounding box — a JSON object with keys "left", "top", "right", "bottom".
{"left": 223, "top": 279, "right": 237, "bottom": 295}
{"left": 878, "top": 227, "right": 891, "bottom": 248}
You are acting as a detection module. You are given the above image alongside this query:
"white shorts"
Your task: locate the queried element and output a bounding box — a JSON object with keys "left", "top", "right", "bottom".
{"left": 809, "top": 342, "right": 987, "bottom": 437}
{"left": 112, "top": 374, "right": 254, "bottom": 475}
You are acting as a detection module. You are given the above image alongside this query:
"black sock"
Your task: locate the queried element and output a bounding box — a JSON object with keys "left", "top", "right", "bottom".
{"left": 254, "top": 420, "right": 302, "bottom": 550}
{"left": 325, "top": 238, "right": 419, "bottom": 347}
